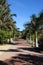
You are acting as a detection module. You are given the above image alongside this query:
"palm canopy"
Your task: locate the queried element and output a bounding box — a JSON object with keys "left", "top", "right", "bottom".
{"left": 0, "top": 0, "right": 17, "bottom": 31}
{"left": 23, "top": 11, "right": 43, "bottom": 47}
{"left": 0, "top": 0, "right": 18, "bottom": 43}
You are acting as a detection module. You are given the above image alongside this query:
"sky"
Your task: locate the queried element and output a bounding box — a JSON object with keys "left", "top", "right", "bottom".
{"left": 7, "top": 0, "right": 43, "bottom": 31}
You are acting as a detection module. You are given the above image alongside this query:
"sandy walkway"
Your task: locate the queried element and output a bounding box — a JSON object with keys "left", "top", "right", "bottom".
{"left": 0, "top": 44, "right": 11, "bottom": 56}
{"left": 0, "top": 39, "right": 43, "bottom": 65}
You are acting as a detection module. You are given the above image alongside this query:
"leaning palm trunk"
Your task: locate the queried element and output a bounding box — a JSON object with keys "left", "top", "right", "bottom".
{"left": 35, "top": 31, "right": 38, "bottom": 47}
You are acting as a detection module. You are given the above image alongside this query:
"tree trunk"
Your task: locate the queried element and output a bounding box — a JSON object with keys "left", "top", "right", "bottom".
{"left": 30, "top": 34, "right": 31, "bottom": 43}
{"left": 36, "top": 31, "right": 38, "bottom": 47}
{"left": 33, "top": 35, "right": 35, "bottom": 47}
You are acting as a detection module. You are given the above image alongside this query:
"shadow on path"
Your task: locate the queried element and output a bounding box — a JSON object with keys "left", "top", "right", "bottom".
{"left": 12, "top": 54, "right": 43, "bottom": 65}
{"left": 18, "top": 47, "right": 43, "bottom": 53}
{"left": 7, "top": 42, "right": 21, "bottom": 45}
{"left": 0, "top": 61, "right": 8, "bottom": 65}
{"left": 0, "top": 39, "right": 43, "bottom": 65}
{"left": 4, "top": 53, "right": 43, "bottom": 65}
{"left": 0, "top": 49, "right": 22, "bottom": 52}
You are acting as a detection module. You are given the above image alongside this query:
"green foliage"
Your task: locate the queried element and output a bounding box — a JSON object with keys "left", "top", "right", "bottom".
{"left": 38, "top": 35, "right": 43, "bottom": 48}
{"left": 0, "top": 0, "right": 18, "bottom": 44}
{"left": 0, "top": 30, "right": 11, "bottom": 44}
{"left": 23, "top": 11, "right": 43, "bottom": 48}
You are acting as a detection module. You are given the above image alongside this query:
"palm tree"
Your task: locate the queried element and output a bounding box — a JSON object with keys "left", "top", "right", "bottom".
{"left": 31, "top": 14, "right": 39, "bottom": 47}
{"left": 31, "top": 12, "right": 43, "bottom": 47}
{"left": 24, "top": 22, "right": 33, "bottom": 44}
{"left": 23, "top": 11, "right": 43, "bottom": 47}
{"left": 0, "top": 0, "right": 17, "bottom": 44}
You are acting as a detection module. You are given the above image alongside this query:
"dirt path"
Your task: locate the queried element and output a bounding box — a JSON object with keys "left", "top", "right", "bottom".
{"left": 0, "top": 39, "right": 43, "bottom": 65}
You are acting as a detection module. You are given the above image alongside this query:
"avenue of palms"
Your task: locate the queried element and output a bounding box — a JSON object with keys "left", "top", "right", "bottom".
{"left": 0, "top": 0, "right": 43, "bottom": 65}
{"left": 0, "top": 0, "right": 43, "bottom": 49}
{"left": 22, "top": 13, "right": 43, "bottom": 48}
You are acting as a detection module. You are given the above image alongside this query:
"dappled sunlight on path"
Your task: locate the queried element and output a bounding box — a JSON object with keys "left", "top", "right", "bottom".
{"left": 0, "top": 39, "right": 43, "bottom": 65}
{"left": 0, "top": 44, "right": 11, "bottom": 56}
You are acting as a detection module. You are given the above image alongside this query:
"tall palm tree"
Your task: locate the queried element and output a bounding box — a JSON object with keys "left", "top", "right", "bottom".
{"left": 31, "top": 14, "right": 39, "bottom": 47}
{"left": 24, "top": 22, "right": 33, "bottom": 44}
{"left": 0, "top": 0, "right": 17, "bottom": 44}
{"left": 31, "top": 13, "right": 43, "bottom": 47}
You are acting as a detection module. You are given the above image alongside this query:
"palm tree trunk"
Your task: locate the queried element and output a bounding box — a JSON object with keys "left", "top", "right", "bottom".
{"left": 30, "top": 34, "right": 31, "bottom": 43}
{"left": 36, "top": 31, "right": 38, "bottom": 47}
{"left": 33, "top": 35, "right": 35, "bottom": 47}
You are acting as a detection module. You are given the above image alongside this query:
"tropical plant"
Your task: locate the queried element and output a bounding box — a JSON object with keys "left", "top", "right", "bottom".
{"left": 23, "top": 11, "right": 43, "bottom": 47}
{"left": 0, "top": 0, "right": 17, "bottom": 44}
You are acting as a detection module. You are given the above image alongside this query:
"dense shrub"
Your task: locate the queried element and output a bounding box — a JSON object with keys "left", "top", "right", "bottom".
{"left": 0, "top": 30, "right": 11, "bottom": 44}
{"left": 38, "top": 36, "right": 43, "bottom": 48}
